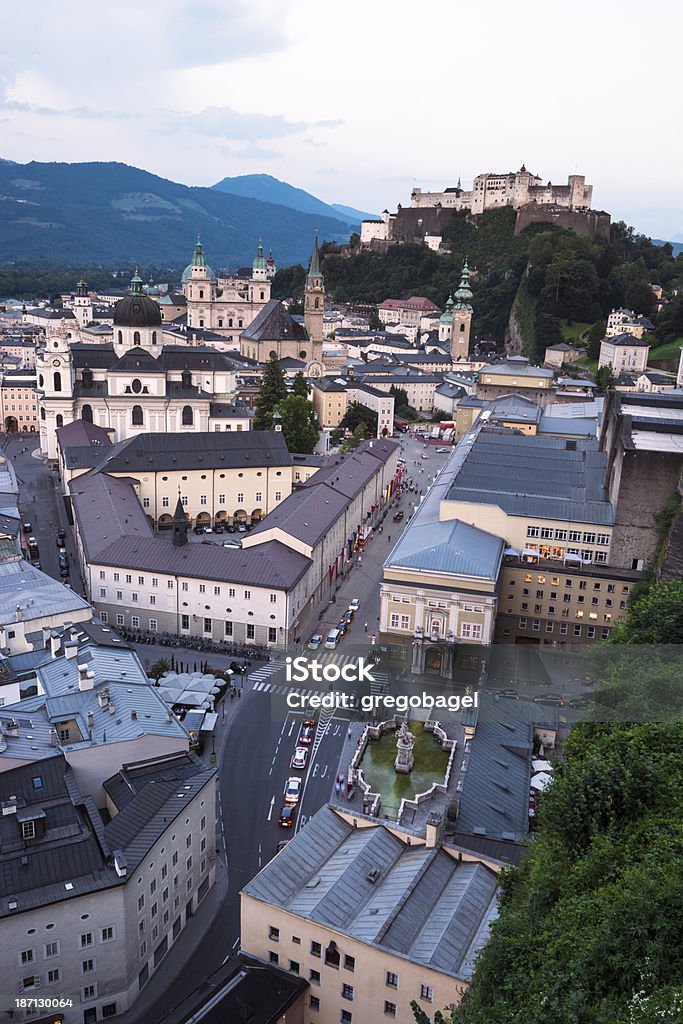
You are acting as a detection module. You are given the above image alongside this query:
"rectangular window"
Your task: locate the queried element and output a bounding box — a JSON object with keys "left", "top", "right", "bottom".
{"left": 200, "top": 495, "right": 207, "bottom": 505}
{"left": 597, "top": 534, "right": 610, "bottom": 546}
{"left": 342, "top": 983, "right": 354, "bottom": 1000}
{"left": 228, "top": 588, "right": 236, "bottom": 598}
{"left": 344, "top": 956, "right": 355, "bottom": 972}
{"left": 247, "top": 624, "right": 255, "bottom": 640}
{"left": 526, "top": 525, "right": 539, "bottom": 537}
{"left": 80, "top": 933, "right": 93, "bottom": 948}
{"left": 44, "top": 942, "right": 59, "bottom": 959}
{"left": 532, "top": 620, "right": 540, "bottom": 631}
{"left": 289, "top": 960, "right": 300, "bottom": 974}
{"left": 554, "top": 529, "right": 567, "bottom": 541}
{"left": 255, "top": 491, "right": 263, "bottom": 502}
{"left": 149, "top": 618, "right": 158, "bottom": 630}
{"left": 244, "top": 589, "right": 251, "bottom": 600}
{"left": 218, "top": 494, "right": 225, "bottom": 504}
{"left": 113, "top": 572, "right": 120, "bottom": 582}
{"left": 386, "top": 971, "right": 399, "bottom": 988}
{"left": 275, "top": 490, "right": 282, "bottom": 501}
{"left": 152, "top": 577, "right": 158, "bottom": 587}
{"left": 384, "top": 1003, "right": 397, "bottom": 1018}
{"left": 214, "top": 586, "right": 221, "bottom": 596}
{"left": 99, "top": 588, "right": 107, "bottom": 598}
{"left": 81, "top": 959, "right": 95, "bottom": 974}
{"left": 311, "top": 940, "right": 321, "bottom": 958}
{"left": 574, "top": 625, "right": 582, "bottom": 636}
{"left": 203, "top": 617, "right": 211, "bottom": 634}
{"left": 310, "top": 968, "right": 321, "bottom": 984}
{"left": 101, "top": 927, "right": 114, "bottom": 943}
{"left": 587, "top": 626, "right": 596, "bottom": 638}
{"left": 390, "top": 612, "right": 400, "bottom": 628}
{"left": 102, "top": 1004, "right": 117, "bottom": 1019}
{"left": 268, "top": 627, "right": 277, "bottom": 643}
{"left": 21, "top": 820, "right": 36, "bottom": 840}
{"left": 560, "top": 623, "right": 568, "bottom": 635}
{"left": 116, "top": 590, "right": 123, "bottom": 601}
{"left": 546, "top": 622, "right": 554, "bottom": 632}
{"left": 595, "top": 552, "right": 607, "bottom": 564}
{"left": 269, "top": 951, "right": 279, "bottom": 965}
{"left": 47, "top": 968, "right": 61, "bottom": 984}
{"left": 583, "top": 532, "right": 596, "bottom": 544}
{"left": 125, "top": 574, "right": 132, "bottom": 584}
{"left": 310, "top": 994, "right": 320, "bottom": 1011}
{"left": 236, "top": 492, "right": 244, "bottom": 503}
{"left": 341, "top": 1012, "right": 353, "bottom": 1024}
{"left": 225, "top": 620, "right": 233, "bottom": 637}
{"left": 82, "top": 984, "right": 96, "bottom": 1000}
{"left": 519, "top": 617, "right": 527, "bottom": 629}
{"left": 460, "top": 622, "right": 482, "bottom": 640}
{"left": 20, "top": 949, "right": 35, "bottom": 965}
{"left": 181, "top": 614, "right": 189, "bottom": 630}
{"left": 182, "top": 582, "right": 189, "bottom": 592}
{"left": 420, "top": 985, "right": 433, "bottom": 1002}
{"left": 162, "top": 497, "right": 170, "bottom": 508}
{"left": 199, "top": 584, "right": 206, "bottom": 594}
{"left": 131, "top": 615, "right": 140, "bottom": 628}
{"left": 540, "top": 527, "right": 553, "bottom": 539}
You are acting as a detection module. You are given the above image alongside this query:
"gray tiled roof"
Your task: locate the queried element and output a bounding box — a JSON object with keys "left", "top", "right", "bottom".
{"left": 456, "top": 714, "right": 532, "bottom": 840}
{"left": 446, "top": 427, "right": 613, "bottom": 526}
{"left": 70, "top": 471, "right": 153, "bottom": 560}
{"left": 90, "top": 430, "right": 291, "bottom": 474}
{"left": 243, "top": 805, "right": 498, "bottom": 981}
{"left": 387, "top": 517, "right": 504, "bottom": 580}
{"left": 0, "top": 557, "right": 92, "bottom": 628}
{"left": 246, "top": 485, "right": 349, "bottom": 546}
{"left": 240, "top": 300, "right": 308, "bottom": 342}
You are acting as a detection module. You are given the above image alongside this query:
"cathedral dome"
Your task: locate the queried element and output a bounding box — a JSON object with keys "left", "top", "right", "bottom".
{"left": 181, "top": 236, "right": 216, "bottom": 284}
{"left": 113, "top": 274, "right": 162, "bottom": 328}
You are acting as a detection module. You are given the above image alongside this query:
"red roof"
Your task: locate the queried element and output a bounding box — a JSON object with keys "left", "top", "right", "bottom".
{"left": 377, "top": 296, "right": 441, "bottom": 312}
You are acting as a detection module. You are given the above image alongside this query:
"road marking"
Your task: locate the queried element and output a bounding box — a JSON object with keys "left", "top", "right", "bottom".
{"left": 267, "top": 796, "right": 275, "bottom": 821}
{"left": 288, "top": 720, "right": 295, "bottom": 737}
{"left": 258, "top": 843, "right": 262, "bottom": 867}
{"left": 320, "top": 765, "right": 328, "bottom": 779}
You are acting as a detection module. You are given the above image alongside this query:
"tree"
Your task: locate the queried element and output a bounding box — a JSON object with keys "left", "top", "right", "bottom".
{"left": 339, "top": 402, "right": 377, "bottom": 436}
{"left": 292, "top": 371, "right": 309, "bottom": 399}
{"left": 274, "top": 394, "right": 320, "bottom": 454}
{"left": 586, "top": 319, "right": 607, "bottom": 360}
{"left": 613, "top": 579, "right": 683, "bottom": 645}
{"left": 533, "top": 311, "right": 565, "bottom": 349}
{"left": 253, "top": 355, "right": 287, "bottom": 430}
{"left": 389, "top": 385, "right": 410, "bottom": 409}
{"left": 595, "top": 364, "right": 615, "bottom": 390}
{"left": 339, "top": 423, "right": 366, "bottom": 454}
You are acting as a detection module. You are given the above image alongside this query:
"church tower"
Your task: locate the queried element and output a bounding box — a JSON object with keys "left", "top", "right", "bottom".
{"left": 304, "top": 231, "right": 324, "bottom": 357}
{"left": 252, "top": 239, "right": 268, "bottom": 282}
{"left": 438, "top": 293, "right": 454, "bottom": 345}
{"left": 451, "top": 261, "right": 473, "bottom": 362}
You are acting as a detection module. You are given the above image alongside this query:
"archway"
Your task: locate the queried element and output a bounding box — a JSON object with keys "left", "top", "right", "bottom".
{"left": 425, "top": 647, "right": 443, "bottom": 674}
{"left": 233, "top": 508, "right": 247, "bottom": 525}
{"left": 145, "top": 515, "right": 155, "bottom": 528}
{"left": 4, "top": 416, "right": 18, "bottom": 433}
{"left": 158, "top": 514, "right": 173, "bottom": 531}
{"left": 196, "top": 511, "right": 211, "bottom": 527}
{"left": 250, "top": 508, "right": 264, "bottom": 524}
{"left": 215, "top": 510, "right": 228, "bottom": 524}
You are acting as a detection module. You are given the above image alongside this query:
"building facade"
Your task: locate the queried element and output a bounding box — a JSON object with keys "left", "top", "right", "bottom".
{"left": 598, "top": 332, "right": 650, "bottom": 374}
{"left": 0, "top": 369, "right": 39, "bottom": 433}
{"left": 182, "top": 238, "right": 273, "bottom": 343}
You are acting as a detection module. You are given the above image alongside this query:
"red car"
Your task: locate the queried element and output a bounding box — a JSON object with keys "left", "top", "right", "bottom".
{"left": 298, "top": 719, "right": 316, "bottom": 745}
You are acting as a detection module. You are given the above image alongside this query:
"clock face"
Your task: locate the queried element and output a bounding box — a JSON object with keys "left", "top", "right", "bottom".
{"left": 52, "top": 358, "right": 61, "bottom": 367}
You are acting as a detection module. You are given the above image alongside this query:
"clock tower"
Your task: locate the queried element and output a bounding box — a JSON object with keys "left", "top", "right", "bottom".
{"left": 304, "top": 230, "right": 324, "bottom": 363}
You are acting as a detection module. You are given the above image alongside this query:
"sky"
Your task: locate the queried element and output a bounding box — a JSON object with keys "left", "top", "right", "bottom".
{"left": 1, "top": 0, "right": 682, "bottom": 240}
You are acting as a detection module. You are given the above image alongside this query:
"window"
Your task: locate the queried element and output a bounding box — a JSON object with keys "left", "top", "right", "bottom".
{"left": 82, "top": 984, "right": 96, "bottom": 1000}
{"left": 225, "top": 621, "right": 233, "bottom": 637}
{"left": 172, "top": 851, "right": 179, "bottom": 866}
{"left": 102, "top": 1004, "right": 117, "bottom": 1019}
{"left": 214, "top": 586, "right": 221, "bottom": 596}
{"left": 344, "top": 955, "right": 355, "bottom": 972}
{"left": 218, "top": 494, "right": 225, "bottom": 504}
{"left": 246, "top": 624, "right": 255, "bottom": 640}
{"left": 113, "top": 572, "right": 120, "bottom": 582}
{"left": 341, "top": 1012, "right": 353, "bottom": 1024}
{"left": 268, "top": 627, "right": 277, "bottom": 643}
{"left": 182, "top": 406, "right": 193, "bottom": 426}
{"left": 269, "top": 951, "right": 279, "bottom": 965}
{"left": 21, "top": 820, "right": 36, "bottom": 840}
{"left": 325, "top": 943, "right": 340, "bottom": 968}
{"left": 82, "top": 958, "right": 95, "bottom": 974}
{"left": 384, "top": 1002, "right": 397, "bottom": 1018}
{"left": 289, "top": 960, "right": 300, "bottom": 974}
{"left": 182, "top": 582, "right": 189, "bottom": 592}
{"left": 460, "top": 622, "right": 482, "bottom": 640}
{"left": 560, "top": 623, "right": 568, "bottom": 635}
{"left": 602, "top": 628, "right": 610, "bottom": 639}
{"left": 46, "top": 968, "right": 61, "bottom": 984}
{"left": 554, "top": 529, "right": 567, "bottom": 541}
{"left": 199, "top": 584, "right": 206, "bottom": 594}
{"left": 386, "top": 971, "right": 399, "bottom": 988}
{"left": 131, "top": 615, "right": 140, "bottom": 627}
{"left": 162, "top": 496, "right": 170, "bottom": 508}
{"left": 99, "top": 570, "right": 106, "bottom": 580}
{"left": 186, "top": 855, "right": 193, "bottom": 871}
{"left": 44, "top": 942, "right": 59, "bottom": 959}
{"left": 236, "top": 492, "right": 244, "bottom": 504}
{"left": 310, "top": 968, "right": 321, "bottom": 983}
{"left": 420, "top": 985, "right": 434, "bottom": 1002}
{"left": 540, "top": 527, "right": 553, "bottom": 539}
{"left": 138, "top": 895, "right": 145, "bottom": 912}
{"left": 574, "top": 625, "right": 582, "bottom": 636}
{"left": 526, "top": 526, "right": 539, "bottom": 538}
{"left": 597, "top": 534, "right": 610, "bottom": 546}
{"left": 200, "top": 495, "right": 207, "bottom": 506}
{"left": 519, "top": 617, "right": 527, "bottom": 629}
{"left": 310, "top": 995, "right": 320, "bottom": 1011}
{"left": 116, "top": 590, "right": 123, "bottom": 601}
{"left": 20, "top": 949, "right": 35, "bottom": 965}
{"left": 203, "top": 618, "right": 211, "bottom": 634}
{"left": 101, "top": 927, "right": 114, "bottom": 943}
{"left": 569, "top": 530, "right": 581, "bottom": 542}
{"left": 546, "top": 622, "right": 554, "bottom": 632}
{"left": 181, "top": 614, "right": 190, "bottom": 630}
{"left": 244, "top": 589, "right": 251, "bottom": 600}
{"left": 228, "top": 588, "right": 236, "bottom": 598}
{"left": 582, "top": 532, "right": 596, "bottom": 544}
{"left": 587, "top": 626, "right": 596, "bottom": 638}
{"left": 342, "top": 982, "right": 354, "bottom": 1000}
{"left": 149, "top": 618, "right": 158, "bottom": 631}
{"left": 99, "top": 588, "right": 107, "bottom": 599}
{"left": 275, "top": 490, "right": 282, "bottom": 501}
{"left": 132, "top": 405, "right": 144, "bottom": 426}
{"left": 255, "top": 491, "right": 263, "bottom": 502}
{"left": 80, "top": 932, "right": 93, "bottom": 948}
{"left": 532, "top": 619, "right": 540, "bottom": 631}
{"left": 595, "top": 552, "right": 607, "bottom": 564}
{"left": 311, "top": 940, "right": 321, "bottom": 958}
{"left": 536, "top": 589, "right": 544, "bottom": 599}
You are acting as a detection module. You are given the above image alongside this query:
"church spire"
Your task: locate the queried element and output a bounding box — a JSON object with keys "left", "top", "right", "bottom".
{"left": 130, "top": 269, "right": 143, "bottom": 295}
{"left": 453, "top": 259, "right": 473, "bottom": 310}
{"left": 308, "top": 228, "right": 321, "bottom": 279}
{"left": 172, "top": 492, "right": 188, "bottom": 547}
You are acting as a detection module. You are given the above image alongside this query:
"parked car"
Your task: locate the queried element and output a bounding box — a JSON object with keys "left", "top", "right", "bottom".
{"left": 307, "top": 634, "right": 322, "bottom": 651}
{"left": 534, "top": 694, "right": 565, "bottom": 706}
{"left": 60, "top": 566, "right": 69, "bottom": 578}
{"left": 290, "top": 746, "right": 309, "bottom": 770}
{"left": 214, "top": 524, "right": 224, "bottom": 534}
{"left": 393, "top": 511, "right": 404, "bottom": 522}
{"left": 22, "top": 522, "right": 32, "bottom": 533}
{"left": 348, "top": 598, "right": 360, "bottom": 612}
{"left": 193, "top": 525, "right": 204, "bottom": 535}
{"left": 236, "top": 523, "right": 247, "bottom": 533}
{"left": 278, "top": 806, "right": 296, "bottom": 828}
{"left": 277, "top": 840, "right": 290, "bottom": 852}
{"left": 222, "top": 539, "right": 241, "bottom": 549}
{"left": 225, "top": 524, "right": 236, "bottom": 533}
{"left": 284, "top": 777, "right": 302, "bottom": 804}
{"left": 203, "top": 526, "right": 213, "bottom": 534}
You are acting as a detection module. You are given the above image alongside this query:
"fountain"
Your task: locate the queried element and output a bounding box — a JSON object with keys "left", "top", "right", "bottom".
{"left": 394, "top": 721, "right": 415, "bottom": 774}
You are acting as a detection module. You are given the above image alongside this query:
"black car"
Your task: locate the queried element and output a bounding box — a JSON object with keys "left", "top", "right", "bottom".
{"left": 60, "top": 566, "right": 69, "bottom": 578}
{"left": 226, "top": 524, "right": 236, "bottom": 534}
{"left": 214, "top": 524, "right": 224, "bottom": 534}
{"left": 278, "top": 806, "right": 296, "bottom": 829}
{"left": 393, "top": 510, "right": 404, "bottom": 522}
{"left": 22, "top": 522, "right": 32, "bottom": 534}
{"left": 193, "top": 525, "right": 204, "bottom": 535}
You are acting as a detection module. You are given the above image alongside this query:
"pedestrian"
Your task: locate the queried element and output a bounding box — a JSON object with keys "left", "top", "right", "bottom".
{"left": 238, "top": 688, "right": 242, "bottom": 698}
{"left": 388, "top": 535, "right": 391, "bottom": 542}
{"left": 364, "top": 621, "right": 368, "bottom": 632}
{"left": 348, "top": 726, "right": 352, "bottom": 739}
{"left": 335, "top": 780, "right": 340, "bottom": 795}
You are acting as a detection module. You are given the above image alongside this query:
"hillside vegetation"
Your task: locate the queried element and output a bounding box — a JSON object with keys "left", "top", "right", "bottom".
{"left": 288, "top": 209, "right": 683, "bottom": 355}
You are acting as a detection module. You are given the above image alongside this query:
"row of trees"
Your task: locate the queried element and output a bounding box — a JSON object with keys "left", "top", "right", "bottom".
{"left": 412, "top": 579, "right": 683, "bottom": 1024}
{"left": 252, "top": 357, "right": 320, "bottom": 454}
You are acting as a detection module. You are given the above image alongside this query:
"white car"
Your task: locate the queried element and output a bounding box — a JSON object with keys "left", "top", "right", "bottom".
{"left": 435, "top": 447, "right": 450, "bottom": 453}
{"left": 291, "top": 746, "right": 309, "bottom": 770}
{"left": 308, "top": 634, "right": 323, "bottom": 650}
{"left": 349, "top": 598, "right": 360, "bottom": 611}
{"left": 284, "top": 777, "right": 302, "bottom": 804}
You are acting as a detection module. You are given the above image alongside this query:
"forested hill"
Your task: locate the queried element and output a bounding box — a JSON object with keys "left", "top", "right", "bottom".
{"left": 0, "top": 159, "right": 350, "bottom": 267}
{"left": 276, "top": 209, "right": 683, "bottom": 358}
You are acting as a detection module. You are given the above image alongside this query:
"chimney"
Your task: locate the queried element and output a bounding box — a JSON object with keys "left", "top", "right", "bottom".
{"left": 98, "top": 688, "right": 110, "bottom": 709}
{"left": 50, "top": 633, "right": 61, "bottom": 659}
{"left": 15, "top": 605, "right": 22, "bottom": 622}
{"left": 130, "top": 710, "right": 137, "bottom": 721}
{"left": 64, "top": 640, "right": 78, "bottom": 660}
{"left": 166, "top": 710, "right": 173, "bottom": 723}
{"left": 86, "top": 711, "right": 94, "bottom": 729}
{"left": 108, "top": 703, "right": 116, "bottom": 716}
{"left": 77, "top": 663, "right": 92, "bottom": 691}
{"left": 49, "top": 729, "right": 58, "bottom": 747}
{"left": 425, "top": 813, "right": 442, "bottom": 849}
{"left": 5, "top": 719, "right": 19, "bottom": 738}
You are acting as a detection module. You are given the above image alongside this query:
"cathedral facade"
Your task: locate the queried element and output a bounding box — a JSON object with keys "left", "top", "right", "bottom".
{"left": 182, "top": 239, "right": 275, "bottom": 344}
{"left": 36, "top": 275, "right": 244, "bottom": 460}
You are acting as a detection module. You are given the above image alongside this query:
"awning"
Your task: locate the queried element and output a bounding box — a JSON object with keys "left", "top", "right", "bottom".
{"left": 504, "top": 548, "right": 520, "bottom": 557}
{"left": 532, "top": 759, "right": 554, "bottom": 773}
{"left": 200, "top": 712, "right": 218, "bottom": 733}
{"left": 530, "top": 772, "right": 553, "bottom": 792}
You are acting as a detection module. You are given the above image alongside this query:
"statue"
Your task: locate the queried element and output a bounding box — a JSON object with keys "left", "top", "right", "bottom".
{"left": 394, "top": 721, "right": 415, "bottom": 774}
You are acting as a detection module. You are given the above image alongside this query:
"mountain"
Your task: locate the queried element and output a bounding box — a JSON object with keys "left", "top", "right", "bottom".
{"left": 331, "top": 202, "right": 376, "bottom": 223}
{"left": 652, "top": 238, "right": 683, "bottom": 257}
{"left": 212, "top": 173, "right": 375, "bottom": 227}
{"left": 0, "top": 160, "right": 352, "bottom": 267}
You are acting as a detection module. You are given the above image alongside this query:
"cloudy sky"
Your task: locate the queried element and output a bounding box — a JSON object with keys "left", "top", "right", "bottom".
{"left": 1, "top": 0, "right": 681, "bottom": 239}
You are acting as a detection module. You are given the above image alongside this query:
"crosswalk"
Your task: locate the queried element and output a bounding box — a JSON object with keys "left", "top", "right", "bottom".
{"left": 247, "top": 653, "right": 388, "bottom": 702}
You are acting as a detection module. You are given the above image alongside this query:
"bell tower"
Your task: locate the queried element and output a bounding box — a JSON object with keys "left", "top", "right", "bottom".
{"left": 451, "top": 261, "right": 473, "bottom": 362}
{"left": 172, "top": 493, "right": 188, "bottom": 547}
{"left": 304, "top": 230, "right": 324, "bottom": 359}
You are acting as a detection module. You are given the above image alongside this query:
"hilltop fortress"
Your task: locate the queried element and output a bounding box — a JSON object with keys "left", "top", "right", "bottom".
{"left": 362, "top": 165, "right": 610, "bottom": 246}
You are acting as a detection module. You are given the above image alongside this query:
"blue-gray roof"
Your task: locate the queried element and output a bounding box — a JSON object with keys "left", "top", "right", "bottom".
{"left": 446, "top": 427, "right": 613, "bottom": 526}
{"left": 388, "top": 517, "right": 504, "bottom": 580}
{"left": 243, "top": 805, "right": 498, "bottom": 981}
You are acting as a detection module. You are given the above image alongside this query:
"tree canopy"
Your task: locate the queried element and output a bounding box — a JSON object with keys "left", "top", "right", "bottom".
{"left": 253, "top": 355, "right": 287, "bottom": 431}
{"left": 274, "top": 393, "right": 319, "bottom": 454}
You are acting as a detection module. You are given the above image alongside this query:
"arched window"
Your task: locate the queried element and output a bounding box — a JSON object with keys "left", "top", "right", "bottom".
{"left": 82, "top": 405, "right": 93, "bottom": 424}
{"left": 181, "top": 405, "right": 193, "bottom": 426}
{"left": 260, "top": 291, "right": 265, "bottom": 300}
{"left": 199, "top": 289, "right": 204, "bottom": 299}
{"left": 314, "top": 297, "right": 319, "bottom": 309}
{"left": 460, "top": 322, "right": 465, "bottom": 332}
{"left": 117, "top": 330, "right": 123, "bottom": 345}
{"left": 133, "top": 331, "right": 141, "bottom": 346}
{"left": 132, "top": 405, "right": 143, "bottom": 426}
{"left": 38, "top": 374, "right": 44, "bottom": 388}
{"left": 40, "top": 407, "right": 46, "bottom": 421}
{"left": 151, "top": 331, "right": 157, "bottom": 346}
{"left": 53, "top": 371, "right": 62, "bottom": 392}
{"left": 56, "top": 414, "right": 63, "bottom": 428}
